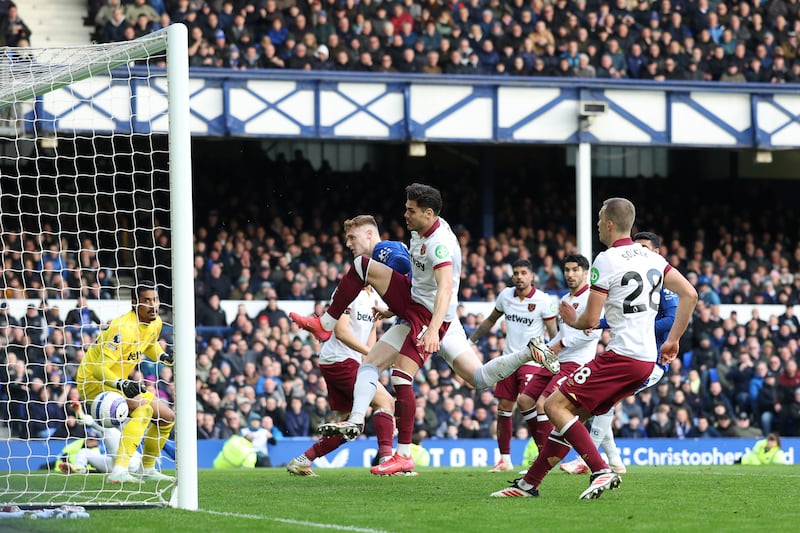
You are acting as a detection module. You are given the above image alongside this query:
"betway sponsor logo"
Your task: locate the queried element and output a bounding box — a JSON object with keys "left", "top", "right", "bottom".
{"left": 505, "top": 313, "right": 537, "bottom": 326}
{"left": 356, "top": 311, "right": 375, "bottom": 323}
{"left": 412, "top": 257, "right": 425, "bottom": 271}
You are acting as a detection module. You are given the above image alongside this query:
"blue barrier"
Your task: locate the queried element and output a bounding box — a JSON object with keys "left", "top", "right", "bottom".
{"left": 4, "top": 437, "right": 797, "bottom": 471}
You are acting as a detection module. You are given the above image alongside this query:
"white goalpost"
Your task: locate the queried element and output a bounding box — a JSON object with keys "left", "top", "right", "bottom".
{"left": 0, "top": 24, "right": 197, "bottom": 509}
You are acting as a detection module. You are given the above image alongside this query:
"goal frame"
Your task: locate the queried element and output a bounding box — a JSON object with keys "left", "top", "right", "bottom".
{"left": 0, "top": 24, "right": 197, "bottom": 510}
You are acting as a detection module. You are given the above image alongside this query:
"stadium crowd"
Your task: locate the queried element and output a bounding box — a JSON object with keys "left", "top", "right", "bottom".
{"left": 78, "top": 0, "right": 800, "bottom": 82}
{"left": 3, "top": 155, "right": 800, "bottom": 452}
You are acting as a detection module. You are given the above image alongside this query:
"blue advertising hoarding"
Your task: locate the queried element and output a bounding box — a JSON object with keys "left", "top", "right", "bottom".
{"left": 4, "top": 437, "right": 796, "bottom": 471}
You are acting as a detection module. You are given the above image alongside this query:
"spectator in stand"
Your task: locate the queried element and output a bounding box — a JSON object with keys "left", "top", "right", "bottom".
{"left": 313, "top": 44, "right": 334, "bottom": 70}
{"left": 64, "top": 295, "right": 102, "bottom": 330}
{"left": 125, "top": 0, "right": 158, "bottom": 25}
{"left": 94, "top": 0, "right": 122, "bottom": 37}
{"left": 620, "top": 414, "right": 647, "bottom": 438}
{"left": 715, "top": 411, "right": 738, "bottom": 437}
{"left": 729, "top": 349, "right": 756, "bottom": 413}
{"left": 22, "top": 302, "right": 49, "bottom": 347}
{"left": 755, "top": 372, "right": 781, "bottom": 435}
{"left": 1, "top": 3, "right": 31, "bottom": 46}
{"left": 647, "top": 404, "right": 675, "bottom": 438}
{"left": 197, "top": 293, "right": 228, "bottom": 327}
{"left": 734, "top": 411, "right": 764, "bottom": 438}
{"left": 284, "top": 395, "right": 310, "bottom": 437}
{"left": 102, "top": 6, "right": 130, "bottom": 43}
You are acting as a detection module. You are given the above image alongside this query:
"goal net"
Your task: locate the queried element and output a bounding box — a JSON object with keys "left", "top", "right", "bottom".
{"left": 0, "top": 26, "right": 196, "bottom": 509}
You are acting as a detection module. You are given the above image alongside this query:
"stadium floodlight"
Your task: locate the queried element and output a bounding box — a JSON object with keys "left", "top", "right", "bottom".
{"left": 0, "top": 24, "right": 196, "bottom": 510}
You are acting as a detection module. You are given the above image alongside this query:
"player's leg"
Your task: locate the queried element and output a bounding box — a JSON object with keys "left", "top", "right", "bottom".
{"left": 532, "top": 394, "right": 555, "bottom": 451}
{"left": 370, "top": 388, "right": 397, "bottom": 464}
{"left": 494, "top": 390, "right": 589, "bottom": 497}
{"left": 350, "top": 334, "right": 404, "bottom": 426}
{"left": 489, "top": 396, "right": 516, "bottom": 472}
{"left": 371, "top": 345, "right": 421, "bottom": 476}
{"left": 318, "top": 327, "right": 406, "bottom": 441}
{"left": 81, "top": 448, "right": 114, "bottom": 473}
{"left": 466, "top": 341, "right": 546, "bottom": 390}
{"left": 594, "top": 408, "right": 625, "bottom": 473}
{"left": 290, "top": 361, "right": 355, "bottom": 476}
{"left": 517, "top": 369, "right": 553, "bottom": 451}
{"left": 516, "top": 390, "right": 538, "bottom": 450}
{"left": 291, "top": 257, "right": 395, "bottom": 340}
{"left": 389, "top": 364, "right": 417, "bottom": 459}
{"left": 81, "top": 383, "right": 142, "bottom": 484}
{"left": 139, "top": 396, "right": 175, "bottom": 482}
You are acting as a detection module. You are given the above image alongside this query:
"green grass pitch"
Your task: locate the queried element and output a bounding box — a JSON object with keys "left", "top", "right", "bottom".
{"left": 3, "top": 465, "right": 798, "bottom": 532}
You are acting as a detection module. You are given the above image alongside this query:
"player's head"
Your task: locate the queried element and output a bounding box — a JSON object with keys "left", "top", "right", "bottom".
{"left": 562, "top": 253, "right": 590, "bottom": 290}
{"left": 633, "top": 231, "right": 660, "bottom": 252}
{"left": 510, "top": 259, "right": 534, "bottom": 291}
{"left": 344, "top": 214, "right": 380, "bottom": 257}
{"left": 598, "top": 197, "right": 635, "bottom": 245}
{"left": 405, "top": 183, "right": 442, "bottom": 231}
{"left": 132, "top": 281, "right": 160, "bottom": 323}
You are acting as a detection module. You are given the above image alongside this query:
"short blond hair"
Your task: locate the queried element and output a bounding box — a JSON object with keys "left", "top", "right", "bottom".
{"left": 343, "top": 215, "right": 378, "bottom": 233}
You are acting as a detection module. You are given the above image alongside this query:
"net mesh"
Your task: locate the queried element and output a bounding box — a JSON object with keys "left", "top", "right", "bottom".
{"left": 1, "top": 31, "right": 175, "bottom": 507}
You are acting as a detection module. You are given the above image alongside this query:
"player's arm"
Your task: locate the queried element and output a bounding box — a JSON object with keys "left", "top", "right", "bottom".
{"left": 660, "top": 267, "right": 698, "bottom": 365}
{"left": 87, "top": 329, "right": 125, "bottom": 388}
{"left": 144, "top": 341, "right": 173, "bottom": 366}
{"left": 560, "top": 290, "right": 605, "bottom": 331}
{"left": 91, "top": 350, "right": 145, "bottom": 399}
{"left": 655, "top": 289, "right": 678, "bottom": 338}
{"left": 333, "top": 311, "right": 371, "bottom": 356}
{"left": 544, "top": 316, "right": 558, "bottom": 340}
{"left": 468, "top": 308, "right": 503, "bottom": 344}
{"left": 420, "top": 263, "right": 452, "bottom": 354}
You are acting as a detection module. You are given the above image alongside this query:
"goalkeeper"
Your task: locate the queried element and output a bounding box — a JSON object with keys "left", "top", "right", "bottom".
{"left": 76, "top": 282, "right": 175, "bottom": 484}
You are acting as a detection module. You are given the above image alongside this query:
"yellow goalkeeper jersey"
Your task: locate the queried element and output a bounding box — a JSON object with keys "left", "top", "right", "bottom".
{"left": 76, "top": 310, "right": 163, "bottom": 386}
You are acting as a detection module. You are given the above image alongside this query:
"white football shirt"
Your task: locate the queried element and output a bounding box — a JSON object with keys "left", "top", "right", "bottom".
{"left": 550, "top": 284, "right": 601, "bottom": 365}
{"left": 319, "top": 287, "right": 384, "bottom": 365}
{"left": 494, "top": 285, "right": 557, "bottom": 354}
{"left": 590, "top": 239, "right": 670, "bottom": 361}
{"left": 408, "top": 217, "right": 461, "bottom": 322}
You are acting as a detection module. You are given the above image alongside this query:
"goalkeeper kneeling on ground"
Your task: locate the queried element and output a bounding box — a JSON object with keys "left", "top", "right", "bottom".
{"left": 75, "top": 281, "right": 176, "bottom": 484}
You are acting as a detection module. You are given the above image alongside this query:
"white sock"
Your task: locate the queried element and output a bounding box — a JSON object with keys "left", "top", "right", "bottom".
{"left": 396, "top": 443, "right": 411, "bottom": 457}
{"left": 600, "top": 432, "right": 622, "bottom": 465}
{"left": 473, "top": 349, "right": 529, "bottom": 389}
{"left": 501, "top": 453, "right": 512, "bottom": 464}
{"left": 320, "top": 312, "right": 336, "bottom": 331}
{"left": 590, "top": 412, "right": 614, "bottom": 448}
{"left": 517, "top": 478, "right": 534, "bottom": 490}
{"left": 349, "top": 364, "right": 379, "bottom": 425}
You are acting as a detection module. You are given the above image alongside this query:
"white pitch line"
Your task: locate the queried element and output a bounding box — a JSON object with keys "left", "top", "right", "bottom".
{"left": 196, "top": 509, "right": 394, "bottom": 533}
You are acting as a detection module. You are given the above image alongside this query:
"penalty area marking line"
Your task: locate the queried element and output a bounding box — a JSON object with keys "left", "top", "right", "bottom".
{"left": 197, "top": 509, "right": 395, "bottom": 533}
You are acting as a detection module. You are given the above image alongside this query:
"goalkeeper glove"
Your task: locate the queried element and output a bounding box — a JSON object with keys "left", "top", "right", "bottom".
{"left": 159, "top": 352, "right": 174, "bottom": 366}
{"left": 115, "top": 379, "right": 146, "bottom": 398}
